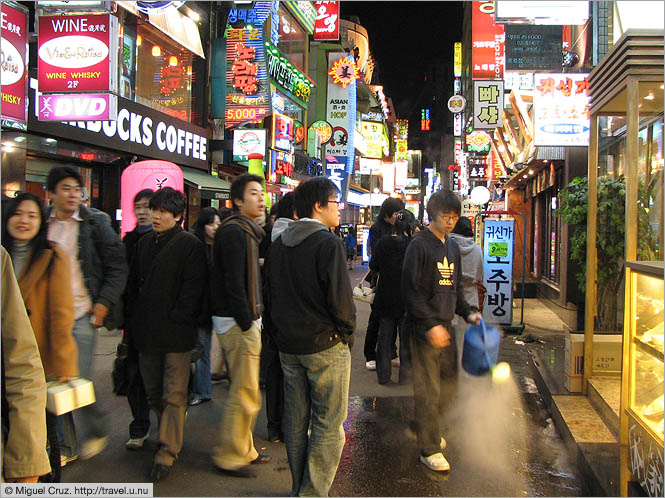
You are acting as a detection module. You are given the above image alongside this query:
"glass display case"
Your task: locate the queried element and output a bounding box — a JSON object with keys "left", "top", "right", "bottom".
{"left": 624, "top": 261, "right": 664, "bottom": 497}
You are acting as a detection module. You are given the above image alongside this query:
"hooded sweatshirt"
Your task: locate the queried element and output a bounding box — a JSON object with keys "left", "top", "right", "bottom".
{"left": 271, "top": 217, "right": 294, "bottom": 242}
{"left": 265, "top": 218, "right": 356, "bottom": 354}
{"left": 402, "top": 228, "right": 471, "bottom": 333}
{"left": 447, "top": 233, "right": 483, "bottom": 309}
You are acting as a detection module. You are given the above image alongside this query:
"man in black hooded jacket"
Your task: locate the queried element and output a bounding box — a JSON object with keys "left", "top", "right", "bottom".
{"left": 265, "top": 177, "right": 355, "bottom": 497}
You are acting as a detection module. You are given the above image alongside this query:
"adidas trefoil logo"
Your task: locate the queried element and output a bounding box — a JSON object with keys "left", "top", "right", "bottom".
{"left": 437, "top": 257, "right": 454, "bottom": 286}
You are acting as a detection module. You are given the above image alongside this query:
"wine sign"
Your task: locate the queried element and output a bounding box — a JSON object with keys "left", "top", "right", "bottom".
{"left": 38, "top": 14, "right": 118, "bottom": 93}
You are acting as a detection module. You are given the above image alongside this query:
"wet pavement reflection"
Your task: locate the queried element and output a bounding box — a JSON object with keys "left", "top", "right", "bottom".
{"left": 332, "top": 375, "right": 585, "bottom": 497}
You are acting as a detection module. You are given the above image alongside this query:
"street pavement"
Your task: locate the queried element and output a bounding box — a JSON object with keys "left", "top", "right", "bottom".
{"left": 60, "top": 265, "right": 587, "bottom": 496}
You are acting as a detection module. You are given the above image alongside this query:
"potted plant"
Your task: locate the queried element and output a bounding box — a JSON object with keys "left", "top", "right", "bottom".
{"left": 558, "top": 175, "right": 655, "bottom": 332}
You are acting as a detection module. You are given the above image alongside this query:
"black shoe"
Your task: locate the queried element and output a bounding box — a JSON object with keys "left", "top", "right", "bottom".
{"left": 251, "top": 454, "right": 272, "bottom": 464}
{"left": 216, "top": 464, "right": 256, "bottom": 478}
{"left": 150, "top": 463, "right": 171, "bottom": 482}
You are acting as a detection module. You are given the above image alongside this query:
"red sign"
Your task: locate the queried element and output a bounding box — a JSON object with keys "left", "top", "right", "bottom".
{"left": 313, "top": 1, "right": 339, "bottom": 41}
{"left": 1, "top": 3, "right": 28, "bottom": 124}
{"left": 38, "top": 14, "right": 115, "bottom": 93}
{"left": 472, "top": 1, "right": 504, "bottom": 79}
{"left": 274, "top": 151, "right": 293, "bottom": 177}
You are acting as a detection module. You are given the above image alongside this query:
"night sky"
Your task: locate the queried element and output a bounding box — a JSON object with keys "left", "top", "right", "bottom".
{"left": 341, "top": 1, "right": 464, "bottom": 118}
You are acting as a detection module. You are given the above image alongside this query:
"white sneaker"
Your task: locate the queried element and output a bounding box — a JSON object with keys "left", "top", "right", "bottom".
{"left": 420, "top": 452, "right": 450, "bottom": 472}
{"left": 80, "top": 436, "right": 109, "bottom": 460}
{"left": 365, "top": 360, "right": 376, "bottom": 371}
{"left": 440, "top": 437, "right": 447, "bottom": 450}
{"left": 126, "top": 433, "right": 149, "bottom": 450}
{"left": 391, "top": 357, "right": 400, "bottom": 367}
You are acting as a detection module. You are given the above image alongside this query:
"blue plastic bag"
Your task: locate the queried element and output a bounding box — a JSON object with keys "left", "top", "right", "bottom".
{"left": 461, "top": 318, "right": 501, "bottom": 376}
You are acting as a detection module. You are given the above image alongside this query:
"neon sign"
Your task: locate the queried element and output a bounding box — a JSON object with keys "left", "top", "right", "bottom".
{"left": 328, "top": 57, "right": 359, "bottom": 88}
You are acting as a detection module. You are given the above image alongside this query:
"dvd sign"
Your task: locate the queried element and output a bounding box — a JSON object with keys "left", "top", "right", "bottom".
{"left": 38, "top": 93, "right": 117, "bottom": 121}
{"left": 38, "top": 14, "right": 117, "bottom": 93}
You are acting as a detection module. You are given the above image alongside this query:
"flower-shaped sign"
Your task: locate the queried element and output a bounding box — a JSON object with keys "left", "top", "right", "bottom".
{"left": 328, "top": 57, "right": 359, "bottom": 88}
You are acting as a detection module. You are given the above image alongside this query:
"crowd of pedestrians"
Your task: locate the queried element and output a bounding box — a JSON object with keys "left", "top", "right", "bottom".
{"left": 2, "top": 167, "right": 483, "bottom": 495}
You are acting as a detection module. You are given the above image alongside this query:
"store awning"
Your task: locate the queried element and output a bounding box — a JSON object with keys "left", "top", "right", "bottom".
{"left": 181, "top": 167, "right": 230, "bottom": 200}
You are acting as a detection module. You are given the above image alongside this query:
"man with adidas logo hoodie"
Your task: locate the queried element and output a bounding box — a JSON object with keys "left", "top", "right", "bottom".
{"left": 401, "top": 189, "right": 482, "bottom": 473}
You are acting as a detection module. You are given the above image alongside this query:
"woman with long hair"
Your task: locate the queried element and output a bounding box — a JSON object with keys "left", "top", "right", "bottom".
{"left": 189, "top": 207, "right": 221, "bottom": 405}
{"left": 369, "top": 209, "right": 418, "bottom": 384}
{"left": 2, "top": 192, "right": 78, "bottom": 480}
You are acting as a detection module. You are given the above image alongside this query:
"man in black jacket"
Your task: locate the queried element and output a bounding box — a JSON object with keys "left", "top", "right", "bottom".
{"left": 45, "top": 166, "right": 128, "bottom": 464}
{"left": 402, "top": 189, "right": 481, "bottom": 473}
{"left": 210, "top": 173, "right": 270, "bottom": 477}
{"left": 126, "top": 187, "right": 207, "bottom": 481}
{"left": 121, "top": 188, "right": 153, "bottom": 451}
{"left": 265, "top": 177, "right": 355, "bottom": 497}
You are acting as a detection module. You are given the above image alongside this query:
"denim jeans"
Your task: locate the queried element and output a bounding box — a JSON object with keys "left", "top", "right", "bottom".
{"left": 262, "top": 330, "right": 283, "bottom": 435}
{"left": 191, "top": 327, "right": 212, "bottom": 399}
{"left": 280, "top": 341, "right": 351, "bottom": 497}
{"left": 409, "top": 320, "right": 458, "bottom": 457}
{"left": 376, "top": 316, "right": 400, "bottom": 384}
{"left": 59, "top": 314, "right": 111, "bottom": 456}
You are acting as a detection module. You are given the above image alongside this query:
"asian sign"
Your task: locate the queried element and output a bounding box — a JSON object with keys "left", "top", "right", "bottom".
{"left": 454, "top": 41, "right": 462, "bottom": 77}
{"left": 395, "top": 119, "right": 408, "bottom": 140}
{"left": 468, "top": 156, "right": 489, "bottom": 179}
{"left": 233, "top": 129, "right": 267, "bottom": 161}
{"left": 272, "top": 113, "right": 294, "bottom": 152}
{"left": 360, "top": 120, "right": 387, "bottom": 159}
{"left": 266, "top": 41, "right": 314, "bottom": 108}
{"left": 482, "top": 219, "right": 514, "bottom": 325}
{"left": 465, "top": 130, "right": 491, "bottom": 155}
{"left": 272, "top": 150, "right": 294, "bottom": 178}
{"left": 328, "top": 56, "right": 360, "bottom": 88}
{"left": 326, "top": 52, "right": 352, "bottom": 158}
{"left": 534, "top": 73, "right": 590, "bottom": 146}
{"left": 38, "top": 14, "right": 118, "bottom": 93}
{"left": 283, "top": 1, "right": 317, "bottom": 33}
{"left": 309, "top": 120, "right": 332, "bottom": 144}
{"left": 473, "top": 80, "right": 504, "bottom": 130}
{"left": 325, "top": 156, "right": 350, "bottom": 202}
{"left": 1, "top": 2, "right": 28, "bottom": 126}
{"left": 225, "top": 27, "right": 271, "bottom": 128}
{"left": 505, "top": 25, "right": 562, "bottom": 71}
{"left": 395, "top": 139, "right": 408, "bottom": 161}
{"left": 313, "top": 1, "right": 339, "bottom": 41}
{"left": 472, "top": 1, "right": 505, "bottom": 80}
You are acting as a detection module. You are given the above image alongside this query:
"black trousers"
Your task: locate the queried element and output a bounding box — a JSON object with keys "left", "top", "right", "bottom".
{"left": 261, "top": 330, "right": 283, "bottom": 434}
{"left": 126, "top": 341, "right": 151, "bottom": 439}
{"left": 364, "top": 305, "right": 399, "bottom": 362}
{"left": 409, "top": 320, "right": 458, "bottom": 457}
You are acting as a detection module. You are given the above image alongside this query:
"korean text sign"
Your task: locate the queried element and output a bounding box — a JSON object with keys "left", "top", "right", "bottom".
{"left": 313, "top": 1, "right": 339, "bottom": 41}
{"left": 38, "top": 14, "right": 116, "bottom": 93}
{"left": 534, "top": 73, "right": 590, "bottom": 146}
{"left": 482, "top": 219, "right": 514, "bottom": 325}
{"left": 473, "top": 80, "right": 504, "bottom": 129}
{"left": 225, "top": 26, "right": 271, "bottom": 128}
{"left": 1, "top": 2, "right": 28, "bottom": 124}
{"left": 326, "top": 52, "right": 352, "bottom": 158}
{"left": 472, "top": 1, "right": 504, "bottom": 80}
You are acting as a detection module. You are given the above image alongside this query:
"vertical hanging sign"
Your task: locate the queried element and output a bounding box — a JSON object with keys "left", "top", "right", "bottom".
{"left": 482, "top": 219, "right": 514, "bottom": 325}
{"left": 38, "top": 14, "right": 117, "bottom": 93}
{"left": 1, "top": 2, "right": 29, "bottom": 126}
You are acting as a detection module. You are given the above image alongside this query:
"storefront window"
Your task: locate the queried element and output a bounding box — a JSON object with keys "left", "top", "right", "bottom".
{"left": 596, "top": 113, "right": 628, "bottom": 331}
{"left": 637, "top": 81, "right": 664, "bottom": 261}
{"left": 118, "top": 12, "right": 205, "bottom": 126}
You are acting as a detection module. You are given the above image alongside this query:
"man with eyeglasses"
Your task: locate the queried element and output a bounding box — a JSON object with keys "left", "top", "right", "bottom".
{"left": 401, "top": 189, "right": 481, "bottom": 473}
{"left": 265, "top": 177, "right": 355, "bottom": 496}
{"left": 46, "top": 166, "right": 128, "bottom": 465}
